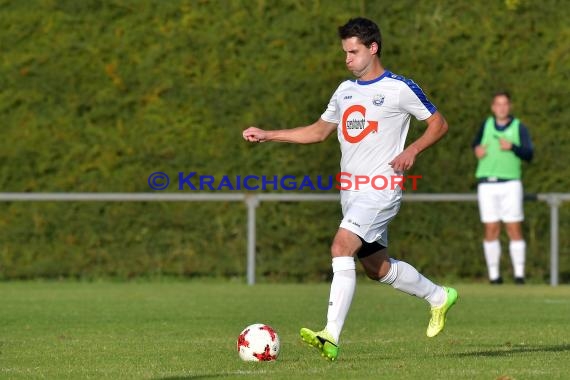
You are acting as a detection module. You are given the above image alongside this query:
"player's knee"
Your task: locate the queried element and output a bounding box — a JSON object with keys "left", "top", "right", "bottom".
{"left": 484, "top": 223, "right": 501, "bottom": 240}
{"left": 330, "top": 231, "right": 362, "bottom": 257}
{"left": 330, "top": 240, "right": 352, "bottom": 257}
{"left": 505, "top": 222, "right": 523, "bottom": 240}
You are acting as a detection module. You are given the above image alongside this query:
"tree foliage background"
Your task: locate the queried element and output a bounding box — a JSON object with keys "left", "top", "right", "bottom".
{"left": 1, "top": 0, "right": 569, "bottom": 281}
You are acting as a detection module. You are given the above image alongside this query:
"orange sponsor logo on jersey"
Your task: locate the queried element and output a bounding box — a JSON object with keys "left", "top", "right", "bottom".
{"left": 341, "top": 104, "right": 378, "bottom": 143}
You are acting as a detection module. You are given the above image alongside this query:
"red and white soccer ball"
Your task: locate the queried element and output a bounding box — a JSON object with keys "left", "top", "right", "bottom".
{"left": 237, "top": 323, "right": 280, "bottom": 362}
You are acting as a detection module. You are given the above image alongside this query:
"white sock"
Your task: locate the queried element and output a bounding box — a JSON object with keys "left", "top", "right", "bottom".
{"left": 483, "top": 240, "right": 501, "bottom": 280}
{"left": 325, "top": 256, "right": 356, "bottom": 343}
{"left": 380, "top": 258, "right": 446, "bottom": 307}
{"left": 509, "top": 240, "right": 526, "bottom": 278}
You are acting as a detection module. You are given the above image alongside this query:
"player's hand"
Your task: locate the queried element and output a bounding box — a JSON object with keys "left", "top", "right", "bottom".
{"left": 498, "top": 138, "right": 512, "bottom": 150}
{"left": 474, "top": 145, "right": 487, "bottom": 158}
{"left": 389, "top": 147, "right": 418, "bottom": 172}
{"left": 243, "top": 127, "right": 268, "bottom": 143}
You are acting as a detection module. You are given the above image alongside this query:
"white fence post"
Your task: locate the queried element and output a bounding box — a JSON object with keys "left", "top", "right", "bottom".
{"left": 548, "top": 194, "right": 561, "bottom": 287}
{"left": 245, "top": 194, "right": 259, "bottom": 286}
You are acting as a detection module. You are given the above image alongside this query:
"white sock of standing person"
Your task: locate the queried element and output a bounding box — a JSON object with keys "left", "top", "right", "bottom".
{"left": 325, "top": 256, "right": 356, "bottom": 343}
{"left": 509, "top": 240, "right": 526, "bottom": 279}
{"left": 380, "top": 258, "right": 446, "bottom": 307}
{"left": 483, "top": 240, "right": 501, "bottom": 281}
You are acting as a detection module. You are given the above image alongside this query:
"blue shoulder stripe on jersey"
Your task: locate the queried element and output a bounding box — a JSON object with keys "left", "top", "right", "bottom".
{"left": 388, "top": 72, "right": 437, "bottom": 114}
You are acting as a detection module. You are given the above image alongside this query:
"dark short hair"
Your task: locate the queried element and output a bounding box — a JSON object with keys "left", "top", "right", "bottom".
{"left": 338, "top": 17, "right": 382, "bottom": 56}
{"left": 493, "top": 91, "right": 511, "bottom": 101}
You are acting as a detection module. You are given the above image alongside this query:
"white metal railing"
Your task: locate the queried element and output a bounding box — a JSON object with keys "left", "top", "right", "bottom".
{"left": 1, "top": 192, "right": 568, "bottom": 286}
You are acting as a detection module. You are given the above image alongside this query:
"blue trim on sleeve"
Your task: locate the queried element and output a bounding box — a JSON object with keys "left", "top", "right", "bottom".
{"left": 388, "top": 72, "right": 437, "bottom": 114}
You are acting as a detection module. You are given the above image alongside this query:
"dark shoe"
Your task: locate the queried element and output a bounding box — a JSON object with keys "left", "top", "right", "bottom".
{"left": 514, "top": 277, "right": 525, "bottom": 285}
{"left": 490, "top": 277, "right": 503, "bottom": 285}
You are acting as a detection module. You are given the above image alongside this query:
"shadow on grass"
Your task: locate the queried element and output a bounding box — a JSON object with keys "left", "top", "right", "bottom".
{"left": 157, "top": 376, "right": 234, "bottom": 380}
{"left": 452, "top": 343, "right": 570, "bottom": 357}
{"left": 153, "top": 373, "right": 237, "bottom": 380}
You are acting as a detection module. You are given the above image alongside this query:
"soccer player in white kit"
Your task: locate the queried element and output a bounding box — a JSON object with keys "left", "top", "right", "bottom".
{"left": 243, "top": 17, "right": 458, "bottom": 361}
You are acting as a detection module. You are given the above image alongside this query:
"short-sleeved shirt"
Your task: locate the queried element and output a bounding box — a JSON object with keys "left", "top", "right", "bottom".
{"left": 321, "top": 70, "right": 436, "bottom": 191}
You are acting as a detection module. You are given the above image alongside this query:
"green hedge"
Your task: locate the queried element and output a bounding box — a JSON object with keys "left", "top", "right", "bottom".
{"left": 1, "top": 0, "right": 569, "bottom": 281}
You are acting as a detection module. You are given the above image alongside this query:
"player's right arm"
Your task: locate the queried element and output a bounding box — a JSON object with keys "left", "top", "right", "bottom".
{"left": 472, "top": 122, "right": 486, "bottom": 159}
{"left": 242, "top": 118, "right": 337, "bottom": 144}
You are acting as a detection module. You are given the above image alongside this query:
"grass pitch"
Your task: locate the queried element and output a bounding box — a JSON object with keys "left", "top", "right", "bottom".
{"left": 1, "top": 281, "right": 569, "bottom": 379}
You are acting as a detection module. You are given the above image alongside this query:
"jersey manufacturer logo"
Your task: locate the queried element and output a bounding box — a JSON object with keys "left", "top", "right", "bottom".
{"left": 347, "top": 219, "right": 361, "bottom": 227}
{"left": 341, "top": 104, "right": 378, "bottom": 143}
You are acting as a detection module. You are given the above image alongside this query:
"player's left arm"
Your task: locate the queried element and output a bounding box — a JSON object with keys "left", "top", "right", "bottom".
{"left": 389, "top": 111, "right": 448, "bottom": 171}
{"left": 512, "top": 124, "right": 533, "bottom": 162}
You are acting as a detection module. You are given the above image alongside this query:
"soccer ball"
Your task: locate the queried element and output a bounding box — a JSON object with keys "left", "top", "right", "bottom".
{"left": 237, "top": 323, "right": 280, "bottom": 361}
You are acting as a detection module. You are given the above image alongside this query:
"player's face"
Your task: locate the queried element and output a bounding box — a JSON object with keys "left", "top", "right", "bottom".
{"left": 491, "top": 95, "right": 511, "bottom": 119}
{"left": 341, "top": 37, "right": 376, "bottom": 78}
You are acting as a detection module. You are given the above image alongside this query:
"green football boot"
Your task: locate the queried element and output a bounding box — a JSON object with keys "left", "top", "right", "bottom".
{"left": 427, "top": 287, "right": 459, "bottom": 337}
{"left": 300, "top": 327, "right": 339, "bottom": 361}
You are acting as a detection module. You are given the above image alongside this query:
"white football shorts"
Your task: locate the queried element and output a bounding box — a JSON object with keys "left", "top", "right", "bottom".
{"left": 339, "top": 188, "right": 402, "bottom": 247}
{"left": 477, "top": 180, "right": 524, "bottom": 223}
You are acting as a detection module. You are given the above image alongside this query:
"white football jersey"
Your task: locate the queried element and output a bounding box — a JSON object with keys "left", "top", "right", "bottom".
{"left": 321, "top": 70, "right": 436, "bottom": 191}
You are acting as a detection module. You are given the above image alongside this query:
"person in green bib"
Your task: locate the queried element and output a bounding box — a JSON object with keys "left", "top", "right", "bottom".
{"left": 472, "top": 91, "right": 533, "bottom": 285}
